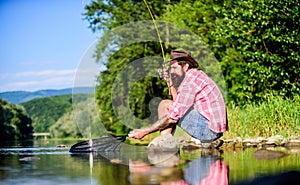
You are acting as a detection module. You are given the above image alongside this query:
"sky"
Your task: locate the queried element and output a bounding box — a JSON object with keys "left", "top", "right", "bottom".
{"left": 0, "top": 0, "right": 100, "bottom": 92}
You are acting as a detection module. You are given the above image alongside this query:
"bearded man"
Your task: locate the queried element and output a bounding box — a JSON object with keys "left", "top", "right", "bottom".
{"left": 128, "top": 50, "right": 228, "bottom": 148}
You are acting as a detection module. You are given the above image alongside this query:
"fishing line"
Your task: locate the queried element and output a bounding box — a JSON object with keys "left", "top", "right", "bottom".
{"left": 143, "top": 0, "right": 171, "bottom": 94}
{"left": 143, "top": 0, "right": 165, "bottom": 62}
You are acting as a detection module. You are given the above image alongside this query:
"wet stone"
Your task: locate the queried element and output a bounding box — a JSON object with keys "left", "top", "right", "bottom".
{"left": 284, "top": 139, "right": 300, "bottom": 147}
{"left": 266, "top": 135, "right": 284, "bottom": 144}
{"left": 262, "top": 142, "right": 277, "bottom": 148}
{"left": 245, "top": 142, "right": 258, "bottom": 148}
{"left": 254, "top": 149, "right": 287, "bottom": 160}
{"left": 178, "top": 136, "right": 300, "bottom": 153}
{"left": 19, "top": 157, "right": 41, "bottom": 161}
{"left": 56, "top": 144, "right": 67, "bottom": 148}
{"left": 222, "top": 139, "right": 235, "bottom": 149}
{"left": 147, "top": 133, "right": 180, "bottom": 152}
{"left": 222, "top": 138, "right": 244, "bottom": 149}
{"left": 182, "top": 142, "right": 202, "bottom": 151}
{"left": 110, "top": 158, "right": 122, "bottom": 164}
{"left": 235, "top": 141, "right": 243, "bottom": 148}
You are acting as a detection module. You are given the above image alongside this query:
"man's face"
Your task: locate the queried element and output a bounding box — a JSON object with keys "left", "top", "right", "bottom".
{"left": 170, "top": 61, "right": 186, "bottom": 88}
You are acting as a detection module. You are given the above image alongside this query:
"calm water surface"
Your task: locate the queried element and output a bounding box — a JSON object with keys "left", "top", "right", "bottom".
{"left": 0, "top": 139, "right": 299, "bottom": 185}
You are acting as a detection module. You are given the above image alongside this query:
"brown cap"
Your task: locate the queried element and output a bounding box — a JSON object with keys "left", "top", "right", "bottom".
{"left": 170, "top": 50, "right": 198, "bottom": 68}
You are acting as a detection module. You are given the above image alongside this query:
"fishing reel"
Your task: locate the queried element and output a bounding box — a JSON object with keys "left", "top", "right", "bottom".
{"left": 157, "top": 65, "right": 170, "bottom": 82}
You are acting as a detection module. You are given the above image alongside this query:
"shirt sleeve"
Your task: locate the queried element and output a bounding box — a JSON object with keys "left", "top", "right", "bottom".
{"left": 167, "top": 73, "right": 198, "bottom": 120}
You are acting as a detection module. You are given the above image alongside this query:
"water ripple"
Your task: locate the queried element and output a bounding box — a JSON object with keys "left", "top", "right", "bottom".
{"left": 0, "top": 147, "right": 70, "bottom": 155}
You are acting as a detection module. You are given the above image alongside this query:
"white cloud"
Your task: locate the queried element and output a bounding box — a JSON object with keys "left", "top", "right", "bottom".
{"left": 0, "top": 69, "right": 77, "bottom": 92}
{"left": 16, "top": 69, "right": 76, "bottom": 77}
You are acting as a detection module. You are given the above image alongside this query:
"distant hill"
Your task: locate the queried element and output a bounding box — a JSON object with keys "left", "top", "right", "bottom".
{"left": 0, "top": 87, "right": 94, "bottom": 104}
{"left": 20, "top": 94, "right": 84, "bottom": 133}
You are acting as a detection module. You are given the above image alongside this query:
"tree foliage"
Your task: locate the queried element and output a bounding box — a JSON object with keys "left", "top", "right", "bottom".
{"left": 211, "top": 0, "right": 300, "bottom": 102}
{"left": 84, "top": 0, "right": 178, "bottom": 134}
{"left": 49, "top": 110, "right": 82, "bottom": 138}
{"left": 84, "top": 0, "right": 300, "bottom": 134}
{"left": 0, "top": 98, "right": 33, "bottom": 141}
{"left": 21, "top": 95, "right": 74, "bottom": 133}
{"left": 50, "top": 97, "right": 107, "bottom": 139}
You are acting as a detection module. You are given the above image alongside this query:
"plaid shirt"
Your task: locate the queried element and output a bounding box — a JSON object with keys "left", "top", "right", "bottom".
{"left": 167, "top": 69, "right": 228, "bottom": 133}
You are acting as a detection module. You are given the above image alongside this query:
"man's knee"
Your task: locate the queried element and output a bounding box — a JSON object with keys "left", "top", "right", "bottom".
{"left": 158, "top": 100, "right": 173, "bottom": 111}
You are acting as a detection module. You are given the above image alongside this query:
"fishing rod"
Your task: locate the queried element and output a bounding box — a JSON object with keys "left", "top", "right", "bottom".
{"left": 143, "top": 0, "right": 172, "bottom": 96}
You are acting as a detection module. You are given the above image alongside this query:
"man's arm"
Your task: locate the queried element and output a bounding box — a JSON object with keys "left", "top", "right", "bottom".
{"left": 148, "top": 115, "right": 176, "bottom": 131}
{"left": 128, "top": 115, "right": 176, "bottom": 139}
{"left": 170, "top": 86, "right": 177, "bottom": 100}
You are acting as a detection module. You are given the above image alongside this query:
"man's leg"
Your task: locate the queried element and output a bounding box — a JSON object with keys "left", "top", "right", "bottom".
{"left": 177, "top": 108, "right": 222, "bottom": 143}
{"left": 157, "top": 100, "right": 175, "bottom": 135}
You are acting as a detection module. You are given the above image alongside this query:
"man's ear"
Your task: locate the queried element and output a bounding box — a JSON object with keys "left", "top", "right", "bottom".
{"left": 183, "top": 63, "right": 189, "bottom": 71}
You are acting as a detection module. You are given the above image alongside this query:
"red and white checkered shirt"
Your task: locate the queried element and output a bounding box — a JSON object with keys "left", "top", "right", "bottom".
{"left": 167, "top": 69, "right": 228, "bottom": 133}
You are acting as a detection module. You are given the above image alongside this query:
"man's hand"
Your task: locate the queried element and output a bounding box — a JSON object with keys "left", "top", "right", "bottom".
{"left": 128, "top": 116, "right": 177, "bottom": 140}
{"left": 162, "top": 66, "right": 171, "bottom": 83}
{"left": 128, "top": 128, "right": 150, "bottom": 139}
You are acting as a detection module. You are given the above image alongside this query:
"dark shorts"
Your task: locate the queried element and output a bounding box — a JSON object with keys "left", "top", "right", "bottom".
{"left": 177, "top": 108, "right": 222, "bottom": 143}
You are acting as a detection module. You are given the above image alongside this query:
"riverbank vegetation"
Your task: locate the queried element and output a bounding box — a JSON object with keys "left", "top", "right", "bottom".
{"left": 0, "top": 99, "right": 33, "bottom": 140}
{"left": 225, "top": 95, "right": 300, "bottom": 139}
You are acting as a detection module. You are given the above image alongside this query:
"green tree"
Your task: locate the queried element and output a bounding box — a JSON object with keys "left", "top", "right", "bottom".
{"left": 50, "top": 111, "right": 82, "bottom": 138}
{"left": 84, "top": 0, "right": 177, "bottom": 134}
{"left": 211, "top": 0, "right": 300, "bottom": 102}
{"left": 50, "top": 97, "right": 107, "bottom": 138}
{"left": 0, "top": 98, "right": 33, "bottom": 141}
{"left": 162, "top": 0, "right": 300, "bottom": 103}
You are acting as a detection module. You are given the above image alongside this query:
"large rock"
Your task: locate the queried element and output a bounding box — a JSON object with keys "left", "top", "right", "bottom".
{"left": 147, "top": 133, "right": 180, "bottom": 152}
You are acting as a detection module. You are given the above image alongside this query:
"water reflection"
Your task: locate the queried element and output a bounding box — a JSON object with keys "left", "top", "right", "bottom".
{"left": 128, "top": 149, "right": 229, "bottom": 185}
{"left": 76, "top": 143, "right": 230, "bottom": 185}
{"left": 1, "top": 140, "right": 300, "bottom": 185}
{"left": 128, "top": 151, "right": 183, "bottom": 184}
{"left": 183, "top": 156, "right": 228, "bottom": 185}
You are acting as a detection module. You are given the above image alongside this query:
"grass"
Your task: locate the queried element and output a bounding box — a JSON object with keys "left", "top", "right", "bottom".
{"left": 223, "top": 95, "right": 300, "bottom": 139}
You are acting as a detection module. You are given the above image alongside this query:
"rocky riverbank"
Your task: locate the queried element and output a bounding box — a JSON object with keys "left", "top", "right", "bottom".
{"left": 147, "top": 133, "right": 300, "bottom": 159}
{"left": 173, "top": 134, "right": 300, "bottom": 160}
{"left": 221, "top": 135, "right": 300, "bottom": 151}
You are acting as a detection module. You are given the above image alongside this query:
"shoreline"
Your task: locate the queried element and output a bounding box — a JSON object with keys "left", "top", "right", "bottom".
{"left": 221, "top": 135, "right": 300, "bottom": 150}
{"left": 177, "top": 135, "right": 300, "bottom": 159}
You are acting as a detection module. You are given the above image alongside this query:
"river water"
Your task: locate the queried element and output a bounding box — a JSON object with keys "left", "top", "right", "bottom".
{"left": 0, "top": 139, "right": 299, "bottom": 185}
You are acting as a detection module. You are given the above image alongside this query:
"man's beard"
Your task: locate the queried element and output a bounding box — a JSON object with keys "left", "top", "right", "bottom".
{"left": 170, "top": 70, "right": 185, "bottom": 89}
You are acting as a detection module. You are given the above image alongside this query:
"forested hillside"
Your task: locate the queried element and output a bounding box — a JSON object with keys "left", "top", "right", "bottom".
{"left": 21, "top": 94, "right": 90, "bottom": 135}
{"left": 22, "top": 95, "right": 72, "bottom": 133}
{"left": 0, "top": 98, "right": 33, "bottom": 141}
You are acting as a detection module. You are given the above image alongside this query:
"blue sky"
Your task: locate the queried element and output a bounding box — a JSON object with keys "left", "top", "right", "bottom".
{"left": 0, "top": 0, "right": 99, "bottom": 92}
